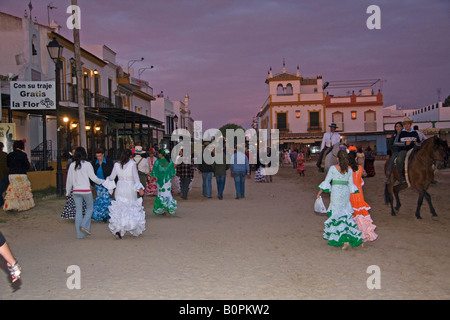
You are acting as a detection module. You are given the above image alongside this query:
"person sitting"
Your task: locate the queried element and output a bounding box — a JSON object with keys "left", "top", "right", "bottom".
{"left": 395, "top": 118, "right": 421, "bottom": 185}
{"left": 316, "top": 123, "right": 340, "bottom": 172}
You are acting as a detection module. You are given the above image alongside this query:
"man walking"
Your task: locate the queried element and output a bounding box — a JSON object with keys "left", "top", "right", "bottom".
{"left": 230, "top": 146, "right": 250, "bottom": 199}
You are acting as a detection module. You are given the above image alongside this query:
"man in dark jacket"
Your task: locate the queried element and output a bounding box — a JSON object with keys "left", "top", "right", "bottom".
{"left": 92, "top": 147, "right": 114, "bottom": 180}
{"left": 198, "top": 144, "right": 214, "bottom": 198}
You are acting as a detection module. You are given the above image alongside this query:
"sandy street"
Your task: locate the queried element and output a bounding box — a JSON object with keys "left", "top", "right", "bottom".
{"left": 0, "top": 160, "right": 449, "bottom": 300}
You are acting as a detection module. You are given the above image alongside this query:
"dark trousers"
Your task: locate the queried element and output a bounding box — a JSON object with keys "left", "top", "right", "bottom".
{"left": 0, "top": 174, "right": 9, "bottom": 207}
{"left": 316, "top": 147, "right": 331, "bottom": 169}
{"left": 0, "top": 231, "right": 6, "bottom": 247}
{"left": 180, "top": 177, "right": 192, "bottom": 199}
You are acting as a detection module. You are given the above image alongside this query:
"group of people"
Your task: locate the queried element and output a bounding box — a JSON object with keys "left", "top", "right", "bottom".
{"left": 281, "top": 149, "right": 307, "bottom": 177}
{"left": 63, "top": 144, "right": 259, "bottom": 239}
{"left": 0, "top": 139, "right": 33, "bottom": 283}
{"left": 64, "top": 146, "right": 179, "bottom": 239}
{"left": 385, "top": 118, "right": 424, "bottom": 185}
{"left": 315, "top": 116, "right": 427, "bottom": 249}
{"left": 316, "top": 148, "right": 378, "bottom": 250}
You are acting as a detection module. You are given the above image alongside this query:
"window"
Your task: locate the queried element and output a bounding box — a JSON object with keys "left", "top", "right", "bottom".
{"left": 286, "top": 84, "right": 293, "bottom": 95}
{"left": 309, "top": 111, "right": 320, "bottom": 129}
{"left": 277, "top": 84, "right": 284, "bottom": 96}
{"left": 276, "top": 112, "right": 287, "bottom": 130}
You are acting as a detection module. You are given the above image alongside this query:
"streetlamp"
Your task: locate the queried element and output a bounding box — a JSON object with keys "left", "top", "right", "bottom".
{"left": 173, "top": 114, "right": 178, "bottom": 130}
{"left": 127, "top": 57, "right": 144, "bottom": 74}
{"left": 47, "top": 37, "right": 64, "bottom": 196}
{"left": 138, "top": 66, "right": 154, "bottom": 79}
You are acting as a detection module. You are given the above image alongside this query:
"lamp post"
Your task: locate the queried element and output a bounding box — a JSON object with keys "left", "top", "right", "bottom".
{"left": 138, "top": 66, "right": 154, "bottom": 79}
{"left": 173, "top": 114, "right": 178, "bottom": 130}
{"left": 127, "top": 57, "right": 144, "bottom": 74}
{"left": 47, "top": 37, "right": 64, "bottom": 196}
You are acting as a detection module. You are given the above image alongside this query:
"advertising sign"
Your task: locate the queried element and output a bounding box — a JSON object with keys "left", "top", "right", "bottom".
{"left": 0, "top": 123, "right": 16, "bottom": 153}
{"left": 10, "top": 81, "right": 56, "bottom": 110}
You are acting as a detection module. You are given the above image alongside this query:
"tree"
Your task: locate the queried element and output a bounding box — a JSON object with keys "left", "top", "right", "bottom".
{"left": 444, "top": 95, "right": 450, "bottom": 107}
{"left": 218, "top": 123, "right": 245, "bottom": 137}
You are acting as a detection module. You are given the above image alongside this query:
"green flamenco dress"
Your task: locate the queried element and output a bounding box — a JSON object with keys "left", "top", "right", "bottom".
{"left": 150, "top": 158, "right": 178, "bottom": 215}
{"left": 318, "top": 165, "right": 363, "bottom": 248}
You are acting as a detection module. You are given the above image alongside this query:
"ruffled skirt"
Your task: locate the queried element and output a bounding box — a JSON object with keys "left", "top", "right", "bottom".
{"left": 153, "top": 181, "right": 177, "bottom": 215}
{"left": 353, "top": 215, "right": 378, "bottom": 242}
{"left": 3, "top": 174, "right": 35, "bottom": 211}
{"left": 350, "top": 192, "right": 377, "bottom": 242}
{"left": 254, "top": 167, "right": 265, "bottom": 182}
{"left": 323, "top": 212, "right": 363, "bottom": 248}
{"left": 92, "top": 184, "right": 112, "bottom": 221}
{"left": 144, "top": 174, "right": 158, "bottom": 196}
{"left": 108, "top": 196, "right": 146, "bottom": 237}
{"left": 61, "top": 192, "right": 86, "bottom": 219}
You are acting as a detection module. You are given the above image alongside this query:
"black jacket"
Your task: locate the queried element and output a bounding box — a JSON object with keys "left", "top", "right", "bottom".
{"left": 92, "top": 157, "right": 114, "bottom": 179}
{"left": 7, "top": 150, "right": 30, "bottom": 174}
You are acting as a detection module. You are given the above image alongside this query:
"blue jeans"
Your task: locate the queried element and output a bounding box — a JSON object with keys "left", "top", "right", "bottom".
{"left": 202, "top": 172, "right": 213, "bottom": 198}
{"left": 233, "top": 172, "right": 246, "bottom": 198}
{"left": 215, "top": 175, "right": 226, "bottom": 198}
{"left": 73, "top": 193, "right": 94, "bottom": 238}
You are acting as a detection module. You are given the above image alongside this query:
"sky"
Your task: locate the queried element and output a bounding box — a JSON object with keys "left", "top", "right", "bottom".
{"left": 1, "top": 0, "right": 449, "bottom": 130}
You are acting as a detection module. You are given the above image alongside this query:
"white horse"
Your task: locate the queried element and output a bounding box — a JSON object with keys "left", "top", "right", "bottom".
{"left": 324, "top": 143, "right": 347, "bottom": 174}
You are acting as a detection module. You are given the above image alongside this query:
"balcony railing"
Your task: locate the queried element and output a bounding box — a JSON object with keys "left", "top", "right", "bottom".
{"left": 275, "top": 123, "right": 289, "bottom": 132}
{"left": 63, "top": 84, "right": 115, "bottom": 108}
{"left": 94, "top": 93, "right": 114, "bottom": 108}
{"left": 364, "top": 122, "right": 377, "bottom": 131}
{"left": 307, "top": 122, "right": 322, "bottom": 131}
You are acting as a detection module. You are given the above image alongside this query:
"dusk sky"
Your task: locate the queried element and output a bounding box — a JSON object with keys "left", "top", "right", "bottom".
{"left": 1, "top": 0, "right": 449, "bottom": 130}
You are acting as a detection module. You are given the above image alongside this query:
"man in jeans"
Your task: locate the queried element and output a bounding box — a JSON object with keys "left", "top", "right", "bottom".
{"left": 199, "top": 147, "right": 214, "bottom": 198}
{"left": 230, "top": 146, "right": 250, "bottom": 199}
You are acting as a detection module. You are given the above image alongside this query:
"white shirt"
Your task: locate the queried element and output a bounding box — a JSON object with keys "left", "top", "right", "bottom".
{"left": 65, "top": 161, "right": 105, "bottom": 196}
{"left": 416, "top": 130, "right": 427, "bottom": 143}
{"left": 321, "top": 131, "right": 340, "bottom": 150}
{"left": 134, "top": 154, "right": 150, "bottom": 174}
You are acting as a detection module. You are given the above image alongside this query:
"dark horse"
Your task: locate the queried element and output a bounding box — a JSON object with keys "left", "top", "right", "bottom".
{"left": 384, "top": 136, "right": 448, "bottom": 219}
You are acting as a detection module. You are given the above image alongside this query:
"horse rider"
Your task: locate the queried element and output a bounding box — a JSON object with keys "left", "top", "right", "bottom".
{"left": 316, "top": 123, "right": 340, "bottom": 172}
{"left": 394, "top": 117, "right": 421, "bottom": 185}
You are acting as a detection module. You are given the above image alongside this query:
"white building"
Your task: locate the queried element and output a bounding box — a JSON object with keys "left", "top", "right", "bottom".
{"left": 387, "top": 102, "right": 450, "bottom": 141}
{"left": 0, "top": 10, "right": 164, "bottom": 167}
{"left": 257, "top": 62, "right": 325, "bottom": 149}
{"left": 152, "top": 92, "right": 194, "bottom": 149}
{"left": 257, "top": 62, "right": 386, "bottom": 154}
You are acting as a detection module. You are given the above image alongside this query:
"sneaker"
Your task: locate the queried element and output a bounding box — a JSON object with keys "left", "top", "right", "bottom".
{"left": 80, "top": 227, "right": 91, "bottom": 236}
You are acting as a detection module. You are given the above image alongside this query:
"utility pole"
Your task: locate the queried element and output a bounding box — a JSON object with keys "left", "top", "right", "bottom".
{"left": 72, "top": 0, "right": 86, "bottom": 148}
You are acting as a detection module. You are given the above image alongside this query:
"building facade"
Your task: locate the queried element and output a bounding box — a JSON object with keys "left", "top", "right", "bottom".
{"left": 0, "top": 10, "right": 196, "bottom": 170}
{"left": 257, "top": 63, "right": 386, "bottom": 154}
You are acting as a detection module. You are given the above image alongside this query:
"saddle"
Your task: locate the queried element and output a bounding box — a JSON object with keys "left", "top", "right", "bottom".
{"left": 394, "top": 149, "right": 414, "bottom": 187}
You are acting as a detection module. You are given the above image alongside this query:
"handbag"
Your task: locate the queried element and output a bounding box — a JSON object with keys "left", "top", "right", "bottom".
{"left": 314, "top": 196, "right": 327, "bottom": 214}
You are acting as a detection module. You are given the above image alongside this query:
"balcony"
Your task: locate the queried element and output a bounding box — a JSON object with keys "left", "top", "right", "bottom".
{"left": 94, "top": 92, "right": 114, "bottom": 108}
{"left": 63, "top": 84, "right": 115, "bottom": 108}
{"left": 307, "top": 122, "right": 323, "bottom": 131}
{"left": 364, "top": 121, "right": 377, "bottom": 131}
{"left": 275, "top": 123, "right": 289, "bottom": 132}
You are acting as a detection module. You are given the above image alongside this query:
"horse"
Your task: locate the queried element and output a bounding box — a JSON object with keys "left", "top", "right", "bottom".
{"left": 384, "top": 135, "right": 448, "bottom": 219}
{"left": 324, "top": 143, "right": 347, "bottom": 174}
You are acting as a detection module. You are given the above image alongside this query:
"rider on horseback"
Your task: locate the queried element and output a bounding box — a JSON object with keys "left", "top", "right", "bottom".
{"left": 391, "top": 117, "right": 421, "bottom": 185}
{"left": 317, "top": 123, "right": 340, "bottom": 172}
